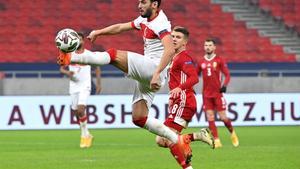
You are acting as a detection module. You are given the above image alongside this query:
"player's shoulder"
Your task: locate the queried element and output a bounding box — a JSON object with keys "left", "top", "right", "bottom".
{"left": 215, "top": 55, "right": 227, "bottom": 62}
{"left": 178, "top": 51, "right": 196, "bottom": 64}
{"left": 149, "top": 10, "right": 171, "bottom": 30}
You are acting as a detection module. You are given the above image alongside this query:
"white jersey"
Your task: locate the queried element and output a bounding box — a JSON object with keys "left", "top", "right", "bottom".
{"left": 69, "top": 49, "right": 92, "bottom": 94}
{"left": 131, "top": 10, "right": 171, "bottom": 64}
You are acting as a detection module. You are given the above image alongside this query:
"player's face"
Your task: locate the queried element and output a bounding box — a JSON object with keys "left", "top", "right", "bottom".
{"left": 138, "top": 0, "right": 153, "bottom": 18}
{"left": 77, "top": 35, "right": 84, "bottom": 50}
{"left": 204, "top": 41, "right": 216, "bottom": 54}
{"left": 171, "top": 31, "right": 187, "bottom": 50}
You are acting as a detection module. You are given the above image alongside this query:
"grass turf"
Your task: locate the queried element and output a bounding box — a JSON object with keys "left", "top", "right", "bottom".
{"left": 0, "top": 126, "right": 299, "bottom": 169}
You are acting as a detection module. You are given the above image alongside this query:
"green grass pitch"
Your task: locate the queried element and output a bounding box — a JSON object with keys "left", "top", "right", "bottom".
{"left": 0, "top": 126, "right": 299, "bottom": 169}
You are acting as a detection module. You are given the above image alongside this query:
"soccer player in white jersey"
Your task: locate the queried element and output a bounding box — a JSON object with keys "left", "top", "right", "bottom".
{"left": 60, "top": 32, "right": 101, "bottom": 148}
{"left": 57, "top": 1, "right": 192, "bottom": 167}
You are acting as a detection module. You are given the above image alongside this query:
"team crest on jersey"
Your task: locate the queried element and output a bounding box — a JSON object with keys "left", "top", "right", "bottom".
{"left": 201, "top": 63, "right": 206, "bottom": 69}
{"left": 213, "top": 62, "right": 217, "bottom": 68}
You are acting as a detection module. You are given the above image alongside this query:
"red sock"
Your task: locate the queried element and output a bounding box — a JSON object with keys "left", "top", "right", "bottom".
{"left": 106, "top": 48, "right": 117, "bottom": 62}
{"left": 169, "top": 144, "right": 190, "bottom": 169}
{"left": 223, "top": 119, "right": 233, "bottom": 133}
{"left": 188, "top": 134, "right": 195, "bottom": 142}
{"left": 208, "top": 120, "right": 218, "bottom": 139}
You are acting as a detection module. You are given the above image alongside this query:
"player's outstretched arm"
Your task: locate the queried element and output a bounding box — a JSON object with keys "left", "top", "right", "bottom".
{"left": 150, "top": 34, "right": 175, "bottom": 91}
{"left": 88, "top": 22, "right": 133, "bottom": 43}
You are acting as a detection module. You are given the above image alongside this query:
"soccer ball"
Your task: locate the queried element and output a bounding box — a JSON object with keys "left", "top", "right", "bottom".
{"left": 55, "top": 28, "right": 80, "bottom": 53}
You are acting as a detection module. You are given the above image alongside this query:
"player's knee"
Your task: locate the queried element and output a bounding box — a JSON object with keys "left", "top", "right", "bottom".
{"left": 132, "top": 116, "right": 147, "bottom": 128}
{"left": 206, "top": 113, "right": 215, "bottom": 121}
{"left": 220, "top": 116, "right": 228, "bottom": 121}
{"left": 155, "top": 136, "right": 168, "bottom": 148}
{"left": 77, "top": 105, "right": 86, "bottom": 117}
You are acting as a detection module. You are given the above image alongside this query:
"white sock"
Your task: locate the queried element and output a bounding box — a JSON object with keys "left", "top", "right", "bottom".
{"left": 71, "top": 51, "right": 111, "bottom": 65}
{"left": 80, "top": 120, "right": 90, "bottom": 137}
{"left": 144, "top": 117, "right": 178, "bottom": 143}
{"left": 185, "top": 166, "right": 193, "bottom": 169}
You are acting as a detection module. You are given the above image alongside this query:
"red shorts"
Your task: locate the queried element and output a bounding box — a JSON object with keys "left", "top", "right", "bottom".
{"left": 202, "top": 96, "right": 226, "bottom": 112}
{"left": 164, "top": 92, "right": 197, "bottom": 132}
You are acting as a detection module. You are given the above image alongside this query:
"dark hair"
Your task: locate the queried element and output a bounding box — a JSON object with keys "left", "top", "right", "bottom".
{"left": 173, "top": 26, "right": 189, "bottom": 39}
{"left": 76, "top": 32, "right": 84, "bottom": 39}
{"left": 205, "top": 38, "right": 216, "bottom": 44}
{"left": 150, "top": 0, "right": 161, "bottom": 8}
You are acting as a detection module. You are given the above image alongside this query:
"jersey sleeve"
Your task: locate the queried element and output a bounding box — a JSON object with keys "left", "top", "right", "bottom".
{"left": 151, "top": 13, "right": 171, "bottom": 39}
{"left": 178, "top": 56, "right": 199, "bottom": 90}
{"left": 131, "top": 16, "right": 143, "bottom": 30}
{"left": 220, "top": 57, "right": 230, "bottom": 86}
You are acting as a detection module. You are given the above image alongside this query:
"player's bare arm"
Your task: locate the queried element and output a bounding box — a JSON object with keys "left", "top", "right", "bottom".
{"left": 95, "top": 66, "right": 102, "bottom": 94}
{"left": 59, "top": 66, "right": 74, "bottom": 78}
{"left": 150, "top": 34, "right": 175, "bottom": 91}
{"left": 88, "top": 22, "right": 133, "bottom": 43}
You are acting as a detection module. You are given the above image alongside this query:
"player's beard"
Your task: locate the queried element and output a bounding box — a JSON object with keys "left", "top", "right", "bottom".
{"left": 206, "top": 51, "right": 213, "bottom": 55}
{"left": 141, "top": 8, "right": 152, "bottom": 18}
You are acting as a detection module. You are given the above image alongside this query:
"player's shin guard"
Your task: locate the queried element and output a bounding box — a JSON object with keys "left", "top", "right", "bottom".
{"left": 169, "top": 144, "right": 191, "bottom": 169}
{"left": 70, "top": 51, "right": 111, "bottom": 65}
{"left": 208, "top": 120, "right": 219, "bottom": 139}
{"left": 142, "top": 117, "right": 178, "bottom": 143}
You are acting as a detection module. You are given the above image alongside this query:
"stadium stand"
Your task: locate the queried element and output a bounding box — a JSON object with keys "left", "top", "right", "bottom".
{"left": 0, "top": 0, "right": 298, "bottom": 63}
{"left": 258, "top": 0, "right": 300, "bottom": 30}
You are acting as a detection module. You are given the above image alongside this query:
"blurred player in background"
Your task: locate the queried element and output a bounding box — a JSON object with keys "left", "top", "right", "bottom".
{"left": 155, "top": 26, "right": 214, "bottom": 168}
{"left": 60, "top": 32, "right": 101, "bottom": 148}
{"left": 197, "top": 39, "right": 239, "bottom": 148}
{"left": 57, "top": 0, "right": 192, "bottom": 166}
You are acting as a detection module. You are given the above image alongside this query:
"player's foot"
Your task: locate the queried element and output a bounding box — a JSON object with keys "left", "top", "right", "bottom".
{"left": 178, "top": 135, "right": 192, "bottom": 164}
{"left": 214, "top": 138, "right": 222, "bottom": 148}
{"left": 80, "top": 137, "right": 86, "bottom": 148}
{"left": 198, "top": 128, "right": 215, "bottom": 149}
{"left": 231, "top": 131, "right": 239, "bottom": 147}
{"left": 85, "top": 134, "right": 94, "bottom": 148}
{"left": 57, "top": 50, "right": 71, "bottom": 66}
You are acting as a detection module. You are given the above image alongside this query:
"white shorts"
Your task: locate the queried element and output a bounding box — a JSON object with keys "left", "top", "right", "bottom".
{"left": 127, "top": 52, "right": 168, "bottom": 109}
{"left": 70, "top": 90, "right": 91, "bottom": 110}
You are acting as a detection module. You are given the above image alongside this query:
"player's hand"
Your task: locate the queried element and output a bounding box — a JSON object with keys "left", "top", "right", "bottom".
{"left": 87, "top": 30, "right": 98, "bottom": 43}
{"left": 150, "top": 72, "right": 161, "bottom": 92}
{"left": 169, "top": 87, "right": 182, "bottom": 99}
{"left": 67, "top": 71, "right": 74, "bottom": 78}
{"left": 220, "top": 85, "right": 227, "bottom": 93}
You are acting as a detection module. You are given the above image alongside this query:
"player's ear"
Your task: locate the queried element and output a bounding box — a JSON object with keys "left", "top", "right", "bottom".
{"left": 152, "top": 1, "right": 158, "bottom": 8}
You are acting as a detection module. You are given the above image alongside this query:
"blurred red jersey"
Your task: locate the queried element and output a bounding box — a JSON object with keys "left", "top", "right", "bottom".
{"left": 197, "top": 54, "right": 230, "bottom": 98}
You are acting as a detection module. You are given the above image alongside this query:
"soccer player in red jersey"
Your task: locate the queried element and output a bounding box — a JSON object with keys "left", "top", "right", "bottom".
{"left": 155, "top": 27, "right": 214, "bottom": 169}
{"left": 57, "top": 0, "right": 192, "bottom": 164}
{"left": 197, "top": 39, "right": 239, "bottom": 148}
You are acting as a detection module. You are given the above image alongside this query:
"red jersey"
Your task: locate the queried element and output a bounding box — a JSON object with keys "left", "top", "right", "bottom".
{"left": 168, "top": 50, "right": 199, "bottom": 93}
{"left": 197, "top": 54, "right": 230, "bottom": 98}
